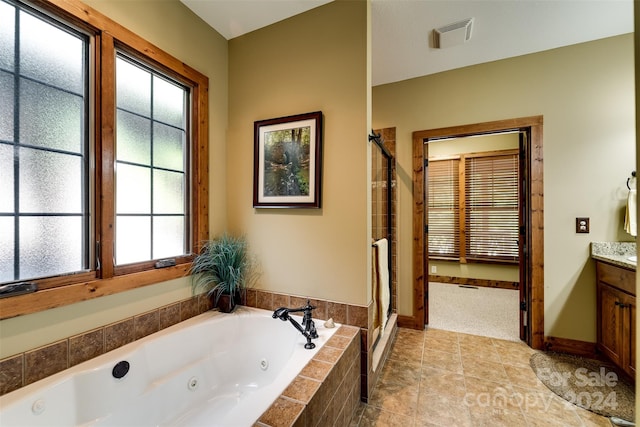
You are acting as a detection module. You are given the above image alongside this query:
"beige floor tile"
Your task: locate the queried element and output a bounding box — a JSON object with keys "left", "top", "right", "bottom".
{"left": 424, "top": 327, "right": 458, "bottom": 340}
{"left": 412, "top": 420, "right": 442, "bottom": 427}
{"left": 422, "top": 348, "right": 463, "bottom": 373}
{"left": 467, "top": 401, "right": 527, "bottom": 427}
{"left": 368, "top": 382, "right": 419, "bottom": 418}
{"left": 416, "top": 392, "right": 473, "bottom": 427}
{"left": 377, "top": 358, "right": 422, "bottom": 387}
{"left": 461, "top": 356, "right": 509, "bottom": 382}
{"left": 458, "top": 333, "right": 494, "bottom": 346}
{"left": 513, "top": 385, "right": 583, "bottom": 426}
{"left": 358, "top": 405, "right": 415, "bottom": 427}
{"left": 388, "top": 342, "right": 423, "bottom": 364}
{"left": 458, "top": 341, "right": 501, "bottom": 363}
{"left": 463, "top": 375, "right": 516, "bottom": 406}
{"left": 420, "top": 366, "right": 467, "bottom": 398}
{"left": 424, "top": 336, "right": 459, "bottom": 354}
{"left": 503, "top": 363, "right": 550, "bottom": 392}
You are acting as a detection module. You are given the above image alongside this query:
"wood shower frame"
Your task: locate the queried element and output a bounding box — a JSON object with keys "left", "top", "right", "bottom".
{"left": 407, "top": 116, "right": 544, "bottom": 350}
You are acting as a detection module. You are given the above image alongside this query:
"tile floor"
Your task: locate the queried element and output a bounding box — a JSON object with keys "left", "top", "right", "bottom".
{"left": 350, "top": 327, "right": 613, "bottom": 427}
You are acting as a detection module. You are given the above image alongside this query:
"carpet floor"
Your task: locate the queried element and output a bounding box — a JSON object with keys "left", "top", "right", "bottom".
{"left": 428, "top": 282, "right": 520, "bottom": 341}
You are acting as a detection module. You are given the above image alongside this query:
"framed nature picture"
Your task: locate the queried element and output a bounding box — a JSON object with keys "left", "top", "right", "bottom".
{"left": 253, "top": 111, "right": 323, "bottom": 208}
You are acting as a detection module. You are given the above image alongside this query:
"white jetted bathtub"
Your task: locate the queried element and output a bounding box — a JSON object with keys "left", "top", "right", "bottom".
{"left": 0, "top": 306, "right": 339, "bottom": 426}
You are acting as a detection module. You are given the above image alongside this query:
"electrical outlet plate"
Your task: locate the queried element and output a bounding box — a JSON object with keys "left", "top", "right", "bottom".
{"left": 576, "top": 217, "right": 590, "bottom": 233}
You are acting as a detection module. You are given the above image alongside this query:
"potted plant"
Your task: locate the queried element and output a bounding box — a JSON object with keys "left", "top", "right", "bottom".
{"left": 190, "top": 233, "right": 256, "bottom": 313}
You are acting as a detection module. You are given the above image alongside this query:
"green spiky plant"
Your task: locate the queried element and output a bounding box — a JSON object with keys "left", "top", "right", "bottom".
{"left": 190, "top": 234, "right": 256, "bottom": 311}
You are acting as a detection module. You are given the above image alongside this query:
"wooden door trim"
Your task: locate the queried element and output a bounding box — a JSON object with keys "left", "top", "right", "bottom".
{"left": 411, "top": 116, "right": 544, "bottom": 349}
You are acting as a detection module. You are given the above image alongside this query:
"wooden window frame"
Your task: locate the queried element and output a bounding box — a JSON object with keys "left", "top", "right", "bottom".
{"left": 428, "top": 149, "right": 519, "bottom": 264}
{"left": 0, "top": 0, "right": 209, "bottom": 320}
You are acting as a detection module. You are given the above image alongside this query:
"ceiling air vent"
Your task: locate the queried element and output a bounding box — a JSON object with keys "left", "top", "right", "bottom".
{"left": 433, "top": 18, "right": 474, "bottom": 49}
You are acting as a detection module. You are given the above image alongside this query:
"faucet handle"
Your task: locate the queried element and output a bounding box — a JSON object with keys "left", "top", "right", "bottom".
{"left": 308, "top": 320, "right": 318, "bottom": 339}
{"left": 273, "top": 307, "right": 290, "bottom": 320}
{"left": 305, "top": 299, "right": 316, "bottom": 311}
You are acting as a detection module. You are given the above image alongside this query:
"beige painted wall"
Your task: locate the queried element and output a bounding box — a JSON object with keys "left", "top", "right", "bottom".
{"left": 226, "top": 0, "right": 371, "bottom": 305}
{"left": 0, "top": 0, "right": 228, "bottom": 358}
{"left": 373, "top": 34, "right": 635, "bottom": 342}
{"left": 429, "top": 132, "right": 520, "bottom": 282}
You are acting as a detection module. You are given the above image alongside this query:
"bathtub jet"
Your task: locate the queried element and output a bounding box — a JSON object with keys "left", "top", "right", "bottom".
{"left": 272, "top": 300, "right": 318, "bottom": 349}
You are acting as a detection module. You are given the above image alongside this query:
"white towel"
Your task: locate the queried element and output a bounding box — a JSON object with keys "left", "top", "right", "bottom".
{"left": 373, "top": 238, "right": 390, "bottom": 337}
{"left": 625, "top": 189, "right": 637, "bottom": 237}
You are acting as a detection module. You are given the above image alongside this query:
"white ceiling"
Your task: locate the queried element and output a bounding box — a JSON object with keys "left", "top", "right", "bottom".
{"left": 180, "top": 0, "right": 634, "bottom": 86}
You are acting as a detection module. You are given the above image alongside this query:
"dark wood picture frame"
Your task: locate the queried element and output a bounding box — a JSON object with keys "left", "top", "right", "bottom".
{"left": 253, "top": 111, "right": 323, "bottom": 208}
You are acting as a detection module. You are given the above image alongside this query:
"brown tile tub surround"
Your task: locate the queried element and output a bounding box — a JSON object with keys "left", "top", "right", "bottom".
{"left": 245, "top": 289, "right": 387, "bottom": 402}
{"left": 0, "top": 293, "right": 210, "bottom": 396}
{"left": 256, "top": 325, "right": 361, "bottom": 427}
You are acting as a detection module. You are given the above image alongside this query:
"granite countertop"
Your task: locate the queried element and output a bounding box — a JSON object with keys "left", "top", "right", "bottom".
{"left": 591, "top": 242, "right": 636, "bottom": 271}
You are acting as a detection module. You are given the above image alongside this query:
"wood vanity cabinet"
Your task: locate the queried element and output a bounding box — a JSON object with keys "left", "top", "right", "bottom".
{"left": 596, "top": 261, "right": 636, "bottom": 379}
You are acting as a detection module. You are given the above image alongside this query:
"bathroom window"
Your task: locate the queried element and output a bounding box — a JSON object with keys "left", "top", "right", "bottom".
{"left": 0, "top": 0, "right": 90, "bottom": 283}
{"left": 115, "top": 55, "right": 189, "bottom": 265}
{"left": 428, "top": 150, "right": 519, "bottom": 263}
{"left": 0, "top": 0, "right": 209, "bottom": 317}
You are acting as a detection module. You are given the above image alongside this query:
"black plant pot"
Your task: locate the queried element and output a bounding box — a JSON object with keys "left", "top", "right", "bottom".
{"left": 216, "top": 294, "right": 235, "bottom": 313}
{"left": 214, "top": 290, "right": 243, "bottom": 313}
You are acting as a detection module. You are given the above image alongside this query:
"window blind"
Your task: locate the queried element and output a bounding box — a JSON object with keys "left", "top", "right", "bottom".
{"left": 465, "top": 153, "right": 519, "bottom": 262}
{"left": 427, "top": 158, "right": 460, "bottom": 258}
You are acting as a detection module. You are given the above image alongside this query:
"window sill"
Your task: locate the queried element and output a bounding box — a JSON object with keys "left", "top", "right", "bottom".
{"left": 0, "top": 264, "right": 191, "bottom": 320}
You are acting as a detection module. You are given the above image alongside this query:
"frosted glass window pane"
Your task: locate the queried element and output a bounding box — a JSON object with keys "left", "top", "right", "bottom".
{"left": 153, "top": 216, "right": 184, "bottom": 259}
{"left": 117, "top": 58, "right": 151, "bottom": 117}
{"left": 0, "top": 71, "right": 14, "bottom": 141}
{"left": 0, "top": 144, "right": 14, "bottom": 213}
{"left": 20, "top": 79, "right": 83, "bottom": 153}
{"left": 20, "top": 11, "right": 84, "bottom": 94}
{"left": 19, "top": 147, "right": 82, "bottom": 213}
{"left": 0, "top": 218, "right": 14, "bottom": 282}
{"left": 153, "top": 170, "right": 184, "bottom": 214}
{"left": 117, "top": 110, "right": 151, "bottom": 165}
{"left": 0, "top": 2, "right": 14, "bottom": 71}
{"left": 153, "top": 123, "right": 184, "bottom": 171}
{"left": 19, "top": 216, "right": 83, "bottom": 280}
{"left": 116, "top": 163, "right": 150, "bottom": 214}
{"left": 116, "top": 216, "right": 150, "bottom": 265}
{"left": 153, "top": 76, "right": 185, "bottom": 128}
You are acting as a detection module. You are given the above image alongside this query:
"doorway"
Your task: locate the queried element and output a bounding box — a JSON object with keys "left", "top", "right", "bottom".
{"left": 411, "top": 117, "right": 544, "bottom": 349}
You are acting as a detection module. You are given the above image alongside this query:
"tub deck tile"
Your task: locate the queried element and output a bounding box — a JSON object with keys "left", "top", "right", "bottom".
{"left": 313, "top": 346, "right": 343, "bottom": 364}
{"left": 335, "top": 325, "right": 360, "bottom": 339}
{"left": 258, "top": 396, "right": 305, "bottom": 427}
{"left": 283, "top": 375, "right": 322, "bottom": 404}
{"left": 299, "top": 359, "right": 333, "bottom": 382}
{"left": 326, "top": 334, "right": 351, "bottom": 350}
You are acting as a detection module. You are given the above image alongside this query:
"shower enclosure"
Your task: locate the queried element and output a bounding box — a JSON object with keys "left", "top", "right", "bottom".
{"left": 369, "top": 129, "right": 396, "bottom": 337}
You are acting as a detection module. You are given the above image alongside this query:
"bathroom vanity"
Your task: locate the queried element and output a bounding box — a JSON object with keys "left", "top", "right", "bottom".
{"left": 592, "top": 242, "right": 636, "bottom": 379}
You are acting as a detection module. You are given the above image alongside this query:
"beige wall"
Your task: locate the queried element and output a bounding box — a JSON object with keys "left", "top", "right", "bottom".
{"left": 226, "top": 0, "right": 371, "bottom": 305}
{"left": 0, "top": 0, "right": 228, "bottom": 358}
{"left": 373, "top": 34, "right": 635, "bottom": 342}
{"left": 429, "top": 133, "right": 520, "bottom": 282}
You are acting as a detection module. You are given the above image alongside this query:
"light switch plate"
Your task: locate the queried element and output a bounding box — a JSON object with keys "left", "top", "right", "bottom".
{"left": 576, "top": 217, "right": 590, "bottom": 233}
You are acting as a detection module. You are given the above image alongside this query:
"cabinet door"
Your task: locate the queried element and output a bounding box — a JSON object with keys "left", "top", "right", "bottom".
{"left": 622, "top": 294, "right": 635, "bottom": 378}
{"left": 597, "top": 283, "right": 623, "bottom": 367}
